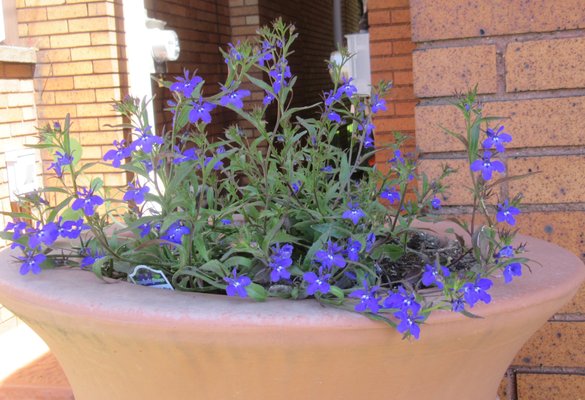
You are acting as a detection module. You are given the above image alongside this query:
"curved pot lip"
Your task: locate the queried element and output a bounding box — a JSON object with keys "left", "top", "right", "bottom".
{"left": 0, "top": 227, "right": 584, "bottom": 332}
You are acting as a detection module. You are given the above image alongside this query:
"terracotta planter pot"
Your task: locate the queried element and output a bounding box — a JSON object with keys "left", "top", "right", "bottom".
{"left": 0, "top": 232, "right": 583, "bottom": 400}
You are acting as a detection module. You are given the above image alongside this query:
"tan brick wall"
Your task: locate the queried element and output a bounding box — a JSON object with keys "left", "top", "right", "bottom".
{"left": 16, "top": 0, "right": 128, "bottom": 197}
{"left": 0, "top": 62, "right": 39, "bottom": 247}
{"left": 408, "top": 0, "right": 585, "bottom": 398}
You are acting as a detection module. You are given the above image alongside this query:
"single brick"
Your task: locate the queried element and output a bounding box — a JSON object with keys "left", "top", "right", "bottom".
{"left": 87, "top": 2, "right": 116, "bottom": 16}
{"left": 52, "top": 60, "right": 93, "bottom": 76}
{"left": 508, "top": 155, "right": 585, "bottom": 204}
{"left": 411, "top": 0, "right": 585, "bottom": 42}
{"left": 95, "top": 87, "right": 122, "bottom": 102}
{"left": 74, "top": 74, "right": 120, "bottom": 89}
{"left": 512, "top": 322, "right": 585, "bottom": 367}
{"left": 90, "top": 31, "right": 117, "bottom": 46}
{"left": 370, "top": 24, "right": 412, "bottom": 41}
{"left": 55, "top": 89, "right": 96, "bottom": 104}
{"left": 41, "top": 76, "right": 74, "bottom": 90}
{"left": 391, "top": 9, "right": 410, "bottom": 24}
{"left": 76, "top": 103, "right": 116, "bottom": 118}
{"left": 46, "top": 3, "right": 87, "bottom": 19}
{"left": 17, "top": 7, "right": 48, "bottom": 22}
{"left": 375, "top": 116, "right": 415, "bottom": 132}
{"left": 26, "top": 20, "right": 68, "bottom": 36}
{"left": 392, "top": 40, "right": 416, "bottom": 56}
{"left": 49, "top": 33, "right": 91, "bottom": 48}
{"left": 369, "top": 0, "right": 409, "bottom": 9}
{"left": 370, "top": 42, "right": 392, "bottom": 57}
{"left": 413, "top": 45, "right": 497, "bottom": 98}
{"left": 368, "top": 10, "right": 390, "bottom": 25}
{"left": 68, "top": 16, "right": 116, "bottom": 33}
{"left": 38, "top": 104, "right": 78, "bottom": 119}
{"left": 70, "top": 45, "right": 118, "bottom": 61}
{"left": 416, "top": 97, "right": 585, "bottom": 154}
{"left": 506, "top": 37, "right": 585, "bottom": 92}
{"left": 517, "top": 374, "right": 585, "bottom": 400}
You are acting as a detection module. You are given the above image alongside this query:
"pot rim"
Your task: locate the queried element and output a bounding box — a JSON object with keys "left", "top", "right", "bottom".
{"left": 0, "top": 227, "right": 583, "bottom": 333}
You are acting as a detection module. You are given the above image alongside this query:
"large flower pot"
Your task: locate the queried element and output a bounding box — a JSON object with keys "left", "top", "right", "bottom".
{"left": 0, "top": 233, "right": 583, "bottom": 400}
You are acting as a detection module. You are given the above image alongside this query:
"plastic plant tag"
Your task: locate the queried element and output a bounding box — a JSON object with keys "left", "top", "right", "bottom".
{"left": 128, "top": 265, "right": 174, "bottom": 290}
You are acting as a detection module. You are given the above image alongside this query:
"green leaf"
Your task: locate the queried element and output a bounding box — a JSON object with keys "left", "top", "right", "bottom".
{"left": 193, "top": 236, "right": 210, "bottom": 262}
{"left": 246, "top": 283, "right": 267, "bottom": 301}
{"left": 371, "top": 244, "right": 404, "bottom": 261}
{"left": 329, "top": 285, "right": 345, "bottom": 300}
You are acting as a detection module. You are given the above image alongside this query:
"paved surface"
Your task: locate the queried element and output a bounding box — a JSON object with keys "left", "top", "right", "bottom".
{"left": 0, "top": 321, "right": 73, "bottom": 399}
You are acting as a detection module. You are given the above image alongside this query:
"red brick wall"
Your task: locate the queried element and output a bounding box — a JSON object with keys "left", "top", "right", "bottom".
{"left": 145, "top": 0, "right": 232, "bottom": 137}
{"left": 408, "top": 0, "right": 585, "bottom": 398}
{"left": 368, "top": 0, "right": 415, "bottom": 175}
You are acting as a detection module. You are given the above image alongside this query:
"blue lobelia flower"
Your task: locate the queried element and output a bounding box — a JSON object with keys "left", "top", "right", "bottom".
{"left": 27, "top": 222, "right": 59, "bottom": 250}
{"left": 315, "top": 241, "right": 346, "bottom": 270}
{"left": 342, "top": 202, "right": 366, "bottom": 225}
{"left": 371, "top": 95, "right": 387, "bottom": 114}
{"left": 394, "top": 308, "right": 426, "bottom": 339}
{"left": 495, "top": 245, "right": 522, "bottom": 283}
{"left": 189, "top": 100, "right": 216, "bottom": 124}
{"left": 72, "top": 187, "right": 104, "bottom": 217}
{"left": 81, "top": 248, "right": 104, "bottom": 268}
{"left": 257, "top": 40, "right": 274, "bottom": 67}
{"left": 263, "top": 91, "right": 275, "bottom": 106}
{"left": 380, "top": 186, "right": 401, "bottom": 204}
{"left": 123, "top": 183, "right": 150, "bottom": 205}
{"left": 4, "top": 221, "right": 28, "bottom": 240}
{"left": 269, "top": 243, "right": 294, "bottom": 282}
{"left": 327, "top": 110, "right": 342, "bottom": 123}
{"left": 160, "top": 221, "right": 190, "bottom": 245}
{"left": 138, "top": 222, "right": 151, "bottom": 238}
{"left": 18, "top": 252, "right": 46, "bottom": 275}
{"left": 357, "top": 121, "right": 375, "bottom": 149}
{"left": 131, "top": 128, "right": 164, "bottom": 154}
{"left": 460, "top": 276, "right": 493, "bottom": 307}
{"left": 496, "top": 245, "right": 515, "bottom": 259}
{"left": 383, "top": 286, "right": 421, "bottom": 314}
{"left": 451, "top": 298, "right": 465, "bottom": 312}
{"left": 323, "top": 89, "right": 341, "bottom": 107}
{"left": 421, "top": 263, "right": 450, "bottom": 290}
{"left": 336, "top": 76, "right": 357, "bottom": 98}
{"left": 173, "top": 147, "right": 199, "bottom": 164}
{"left": 483, "top": 126, "right": 512, "bottom": 153}
{"left": 220, "top": 219, "right": 232, "bottom": 226}
{"left": 224, "top": 269, "right": 251, "bottom": 298}
{"left": 224, "top": 42, "right": 243, "bottom": 63}
{"left": 470, "top": 150, "right": 505, "bottom": 181}
{"left": 219, "top": 87, "right": 251, "bottom": 109}
{"left": 349, "top": 280, "right": 381, "bottom": 313}
{"left": 48, "top": 151, "right": 74, "bottom": 178}
{"left": 291, "top": 180, "right": 301, "bottom": 193}
{"left": 303, "top": 271, "right": 331, "bottom": 295}
{"left": 366, "top": 233, "right": 376, "bottom": 252}
{"left": 320, "top": 165, "right": 333, "bottom": 173}
{"left": 431, "top": 196, "right": 441, "bottom": 209}
{"left": 269, "top": 62, "right": 292, "bottom": 94}
{"left": 170, "top": 70, "right": 202, "bottom": 97}
{"left": 57, "top": 218, "right": 88, "bottom": 239}
{"left": 496, "top": 199, "right": 520, "bottom": 226}
{"left": 103, "top": 140, "right": 131, "bottom": 168}
{"left": 204, "top": 146, "right": 225, "bottom": 171}
{"left": 345, "top": 238, "right": 362, "bottom": 262}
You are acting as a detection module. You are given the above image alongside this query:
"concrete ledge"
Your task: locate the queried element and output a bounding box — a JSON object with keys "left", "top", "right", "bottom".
{"left": 0, "top": 46, "right": 36, "bottom": 64}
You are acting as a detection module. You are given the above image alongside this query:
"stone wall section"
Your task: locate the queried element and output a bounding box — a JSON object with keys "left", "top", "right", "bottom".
{"left": 408, "top": 0, "right": 585, "bottom": 398}
{"left": 15, "top": 0, "right": 129, "bottom": 198}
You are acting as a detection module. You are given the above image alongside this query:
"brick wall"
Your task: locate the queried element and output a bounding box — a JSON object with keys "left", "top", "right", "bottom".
{"left": 15, "top": 0, "right": 129, "bottom": 197}
{"left": 406, "top": 0, "right": 585, "bottom": 398}
{"left": 368, "top": 0, "right": 415, "bottom": 175}
{"left": 0, "top": 60, "right": 39, "bottom": 247}
{"left": 146, "top": 0, "right": 232, "bottom": 137}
